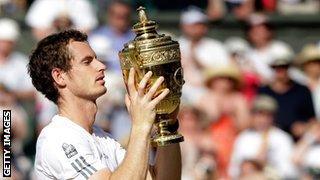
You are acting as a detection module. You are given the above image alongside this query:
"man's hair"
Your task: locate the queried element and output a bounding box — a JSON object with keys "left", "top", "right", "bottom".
{"left": 28, "top": 29, "right": 87, "bottom": 104}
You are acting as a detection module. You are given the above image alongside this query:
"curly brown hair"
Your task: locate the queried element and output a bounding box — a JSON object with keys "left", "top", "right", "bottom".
{"left": 28, "top": 29, "right": 87, "bottom": 104}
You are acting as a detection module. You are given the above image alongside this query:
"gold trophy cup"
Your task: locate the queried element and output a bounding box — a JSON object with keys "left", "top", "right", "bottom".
{"left": 119, "top": 7, "right": 184, "bottom": 146}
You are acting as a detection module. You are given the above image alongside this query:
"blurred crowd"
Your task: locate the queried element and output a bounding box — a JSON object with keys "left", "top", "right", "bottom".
{"left": 1, "top": 0, "right": 320, "bottom": 179}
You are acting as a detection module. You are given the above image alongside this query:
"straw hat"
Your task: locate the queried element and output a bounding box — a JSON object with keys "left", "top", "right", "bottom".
{"left": 252, "top": 95, "right": 278, "bottom": 113}
{"left": 296, "top": 44, "right": 320, "bottom": 66}
{"left": 204, "top": 65, "right": 242, "bottom": 88}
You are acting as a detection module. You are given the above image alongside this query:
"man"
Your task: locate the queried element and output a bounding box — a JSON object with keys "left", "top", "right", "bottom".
{"left": 197, "top": 65, "right": 249, "bottom": 178}
{"left": 28, "top": 30, "right": 181, "bottom": 179}
{"left": 258, "top": 54, "right": 315, "bottom": 139}
{"left": 229, "top": 95, "right": 297, "bottom": 179}
{"left": 0, "top": 18, "right": 35, "bottom": 102}
{"left": 207, "top": 0, "right": 254, "bottom": 20}
{"left": 296, "top": 44, "right": 320, "bottom": 120}
{"left": 245, "top": 14, "right": 294, "bottom": 83}
{"left": 179, "top": 6, "right": 229, "bottom": 103}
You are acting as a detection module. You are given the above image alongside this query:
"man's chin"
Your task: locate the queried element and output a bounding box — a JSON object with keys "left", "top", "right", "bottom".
{"left": 98, "top": 87, "right": 107, "bottom": 96}
{"left": 91, "top": 87, "right": 107, "bottom": 100}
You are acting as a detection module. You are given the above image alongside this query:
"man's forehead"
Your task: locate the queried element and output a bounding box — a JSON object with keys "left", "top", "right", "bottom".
{"left": 68, "top": 40, "right": 90, "bottom": 50}
{"left": 68, "top": 41, "right": 95, "bottom": 58}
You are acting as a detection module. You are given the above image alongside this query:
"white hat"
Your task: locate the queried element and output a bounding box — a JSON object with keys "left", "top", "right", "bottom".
{"left": 224, "top": 37, "right": 250, "bottom": 54}
{"left": 180, "top": 6, "right": 208, "bottom": 25}
{"left": 0, "top": 18, "right": 20, "bottom": 41}
{"left": 247, "top": 13, "right": 269, "bottom": 26}
{"left": 269, "top": 43, "right": 294, "bottom": 66}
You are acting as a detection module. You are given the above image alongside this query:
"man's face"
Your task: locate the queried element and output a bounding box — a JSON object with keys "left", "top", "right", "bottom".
{"left": 208, "top": 77, "right": 236, "bottom": 92}
{"left": 303, "top": 60, "right": 320, "bottom": 79}
{"left": 108, "top": 3, "right": 131, "bottom": 33}
{"left": 271, "top": 65, "right": 290, "bottom": 83}
{"left": 65, "top": 41, "right": 107, "bottom": 101}
{"left": 0, "top": 40, "right": 15, "bottom": 58}
{"left": 182, "top": 23, "right": 208, "bottom": 41}
{"left": 248, "top": 24, "right": 271, "bottom": 47}
{"left": 252, "top": 110, "right": 273, "bottom": 131}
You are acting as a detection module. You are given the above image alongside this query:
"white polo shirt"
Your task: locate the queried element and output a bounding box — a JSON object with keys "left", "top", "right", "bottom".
{"left": 34, "top": 115, "right": 126, "bottom": 179}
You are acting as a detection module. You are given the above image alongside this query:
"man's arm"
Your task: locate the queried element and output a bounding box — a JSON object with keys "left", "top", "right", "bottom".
{"left": 152, "top": 144, "right": 182, "bottom": 180}
{"left": 90, "top": 68, "right": 170, "bottom": 180}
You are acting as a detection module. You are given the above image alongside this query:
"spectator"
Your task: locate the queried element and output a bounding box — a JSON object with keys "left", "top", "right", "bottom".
{"left": 254, "top": 0, "right": 277, "bottom": 13}
{"left": 225, "top": 37, "right": 260, "bottom": 102}
{"left": 89, "top": 0, "right": 134, "bottom": 73}
{"left": 258, "top": 53, "right": 316, "bottom": 139}
{"left": 0, "top": 0, "right": 27, "bottom": 18}
{"left": 179, "top": 6, "right": 230, "bottom": 103}
{"left": 207, "top": 0, "right": 254, "bottom": 20}
{"left": 229, "top": 95, "right": 297, "bottom": 179}
{"left": 293, "top": 122, "right": 320, "bottom": 179}
{"left": 239, "top": 159, "right": 267, "bottom": 180}
{"left": 178, "top": 104, "right": 210, "bottom": 180}
{"left": 0, "top": 18, "right": 35, "bottom": 102}
{"left": 194, "top": 135, "right": 218, "bottom": 180}
{"left": 278, "top": 0, "right": 320, "bottom": 15}
{"left": 245, "top": 14, "right": 294, "bottom": 83}
{"left": 197, "top": 65, "right": 250, "bottom": 178}
{"left": 25, "top": 0, "right": 98, "bottom": 40}
{"left": 296, "top": 44, "right": 320, "bottom": 120}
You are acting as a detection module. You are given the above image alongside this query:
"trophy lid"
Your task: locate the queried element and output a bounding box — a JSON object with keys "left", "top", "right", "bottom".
{"left": 132, "top": 7, "right": 160, "bottom": 40}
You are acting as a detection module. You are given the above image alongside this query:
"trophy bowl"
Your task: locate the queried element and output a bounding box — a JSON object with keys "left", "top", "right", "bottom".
{"left": 118, "top": 7, "right": 184, "bottom": 146}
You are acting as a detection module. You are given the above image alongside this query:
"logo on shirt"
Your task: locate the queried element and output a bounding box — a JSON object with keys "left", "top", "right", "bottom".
{"left": 62, "top": 143, "right": 78, "bottom": 158}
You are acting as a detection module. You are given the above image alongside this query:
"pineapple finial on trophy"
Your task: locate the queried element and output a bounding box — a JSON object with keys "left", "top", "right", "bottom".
{"left": 132, "top": 6, "right": 158, "bottom": 40}
{"left": 137, "top": 6, "right": 148, "bottom": 23}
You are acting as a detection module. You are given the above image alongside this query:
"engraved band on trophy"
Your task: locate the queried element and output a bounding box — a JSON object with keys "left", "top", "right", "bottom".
{"left": 118, "top": 7, "right": 184, "bottom": 146}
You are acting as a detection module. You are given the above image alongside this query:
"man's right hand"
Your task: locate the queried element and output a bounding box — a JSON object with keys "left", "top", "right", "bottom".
{"left": 125, "top": 68, "right": 170, "bottom": 134}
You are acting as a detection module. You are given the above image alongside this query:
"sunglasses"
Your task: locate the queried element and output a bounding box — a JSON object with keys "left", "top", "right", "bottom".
{"left": 271, "top": 65, "right": 290, "bottom": 69}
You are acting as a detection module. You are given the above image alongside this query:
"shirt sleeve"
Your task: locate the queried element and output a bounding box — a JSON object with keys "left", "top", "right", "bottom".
{"left": 37, "top": 132, "right": 106, "bottom": 179}
{"left": 107, "top": 136, "right": 126, "bottom": 167}
{"left": 298, "top": 86, "right": 315, "bottom": 121}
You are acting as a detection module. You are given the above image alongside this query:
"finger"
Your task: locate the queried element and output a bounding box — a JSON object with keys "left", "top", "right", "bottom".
{"left": 145, "top": 76, "right": 164, "bottom": 100}
{"left": 138, "top": 71, "right": 152, "bottom": 96}
{"left": 148, "top": 88, "right": 170, "bottom": 108}
{"left": 125, "top": 94, "right": 131, "bottom": 112}
{"left": 127, "top": 68, "right": 137, "bottom": 96}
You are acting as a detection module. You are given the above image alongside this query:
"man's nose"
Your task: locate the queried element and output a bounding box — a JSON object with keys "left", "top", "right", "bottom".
{"left": 96, "top": 58, "right": 107, "bottom": 71}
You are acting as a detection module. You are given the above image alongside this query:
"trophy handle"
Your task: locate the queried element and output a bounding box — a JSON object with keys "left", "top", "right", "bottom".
{"left": 127, "top": 43, "right": 144, "bottom": 79}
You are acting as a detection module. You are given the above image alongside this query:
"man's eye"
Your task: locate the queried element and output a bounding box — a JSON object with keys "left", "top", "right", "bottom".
{"left": 84, "top": 60, "right": 91, "bottom": 64}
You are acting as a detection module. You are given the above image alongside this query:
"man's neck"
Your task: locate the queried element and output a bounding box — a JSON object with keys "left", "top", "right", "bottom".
{"left": 271, "top": 79, "right": 292, "bottom": 94}
{"left": 58, "top": 95, "right": 97, "bottom": 134}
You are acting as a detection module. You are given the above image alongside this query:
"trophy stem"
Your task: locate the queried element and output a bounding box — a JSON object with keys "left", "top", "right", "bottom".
{"left": 151, "top": 119, "right": 184, "bottom": 147}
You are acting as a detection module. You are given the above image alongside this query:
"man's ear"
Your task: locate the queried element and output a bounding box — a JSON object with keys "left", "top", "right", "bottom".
{"left": 52, "top": 68, "right": 67, "bottom": 87}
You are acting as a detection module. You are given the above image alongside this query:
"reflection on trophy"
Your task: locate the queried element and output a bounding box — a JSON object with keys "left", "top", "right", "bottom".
{"left": 119, "top": 7, "right": 184, "bottom": 146}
